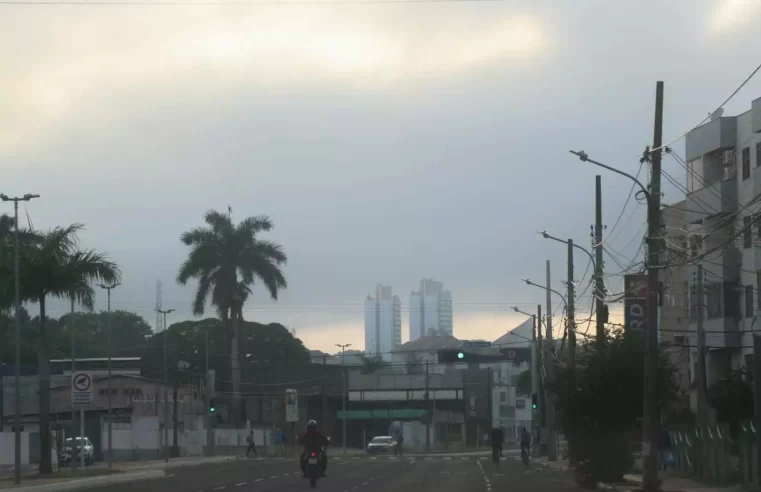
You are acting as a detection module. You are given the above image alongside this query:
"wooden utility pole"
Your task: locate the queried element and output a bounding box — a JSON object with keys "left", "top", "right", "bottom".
{"left": 595, "top": 175, "right": 606, "bottom": 344}
{"left": 567, "top": 239, "right": 576, "bottom": 367}
{"left": 642, "top": 81, "right": 664, "bottom": 492}
{"left": 545, "top": 261, "right": 557, "bottom": 461}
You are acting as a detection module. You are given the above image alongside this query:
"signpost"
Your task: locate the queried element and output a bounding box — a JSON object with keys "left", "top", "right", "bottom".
{"left": 71, "top": 372, "right": 92, "bottom": 468}
{"left": 462, "top": 340, "right": 492, "bottom": 348}
{"left": 624, "top": 274, "right": 648, "bottom": 333}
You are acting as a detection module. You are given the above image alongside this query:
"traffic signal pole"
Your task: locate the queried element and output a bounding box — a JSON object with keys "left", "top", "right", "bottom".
{"left": 531, "top": 313, "right": 539, "bottom": 458}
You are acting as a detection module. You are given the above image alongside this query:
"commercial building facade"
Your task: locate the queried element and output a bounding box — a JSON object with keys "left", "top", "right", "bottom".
{"left": 409, "top": 279, "right": 453, "bottom": 342}
{"left": 364, "top": 284, "right": 402, "bottom": 361}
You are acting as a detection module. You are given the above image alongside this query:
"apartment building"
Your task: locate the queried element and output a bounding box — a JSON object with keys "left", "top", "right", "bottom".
{"left": 364, "top": 284, "right": 402, "bottom": 361}
{"left": 682, "top": 97, "right": 761, "bottom": 390}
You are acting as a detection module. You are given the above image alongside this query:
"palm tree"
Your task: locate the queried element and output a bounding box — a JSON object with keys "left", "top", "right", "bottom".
{"left": 0, "top": 214, "right": 41, "bottom": 312}
{"left": 21, "top": 224, "right": 120, "bottom": 474}
{"left": 177, "top": 209, "right": 287, "bottom": 427}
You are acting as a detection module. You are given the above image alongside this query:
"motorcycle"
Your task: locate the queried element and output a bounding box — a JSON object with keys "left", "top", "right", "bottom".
{"left": 306, "top": 451, "right": 321, "bottom": 488}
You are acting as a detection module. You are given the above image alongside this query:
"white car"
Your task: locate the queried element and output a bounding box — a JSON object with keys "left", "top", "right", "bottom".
{"left": 61, "top": 437, "right": 95, "bottom": 466}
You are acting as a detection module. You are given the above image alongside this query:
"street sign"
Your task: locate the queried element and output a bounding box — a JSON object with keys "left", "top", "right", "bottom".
{"left": 71, "top": 372, "right": 93, "bottom": 409}
{"left": 285, "top": 389, "right": 298, "bottom": 422}
{"left": 462, "top": 340, "right": 491, "bottom": 348}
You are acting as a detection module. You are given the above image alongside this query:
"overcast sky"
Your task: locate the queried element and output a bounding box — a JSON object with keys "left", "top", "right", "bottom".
{"left": 2, "top": 0, "right": 761, "bottom": 353}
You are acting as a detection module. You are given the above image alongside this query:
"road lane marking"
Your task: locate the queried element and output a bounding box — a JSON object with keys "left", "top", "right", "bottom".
{"left": 255, "top": 478, "right": 264, "bottom": 482}
{"left": 235, "top": 483, "right": 247, "bottom": 487}
{"left": 269, "top": 476, "right": 278, "bottom": 479}
{"left": 362, "top": 482, "right": 368, "bottom": 486}
{"left": 213, "top": 487, "right": 226, "bottom": 491}
{"left": 443, "top": 457, "right": 452, "bottom": 460}
{"left": 425, "top": 457, "right": 433, "bottom": 460}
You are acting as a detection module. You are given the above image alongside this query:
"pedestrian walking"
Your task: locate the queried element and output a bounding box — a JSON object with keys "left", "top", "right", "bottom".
{"left": 246, "top": 430, "right": 258, "bottom": 457}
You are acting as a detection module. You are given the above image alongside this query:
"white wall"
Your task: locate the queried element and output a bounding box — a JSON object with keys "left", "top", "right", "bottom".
{"left": 0, "top": 432, "right": 29, "bottom": 466}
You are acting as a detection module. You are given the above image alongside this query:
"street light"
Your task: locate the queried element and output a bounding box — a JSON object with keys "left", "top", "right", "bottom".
{"left": 0, "top": 193, "right": 39, "bottom": 485}
{"left": 335, "top": 343, "right": 351, "bottom": 456}
{"left": 539, "top": 231, "right": 597, "bottom": 285}
{"left": 569, "top": 150, "right": 651, "bottom": 203}
{"left": 156, "top": 308, "right": 175, "bottom": 463}
{"left": 97, "top": 282, "right": 120, "bottom": 469}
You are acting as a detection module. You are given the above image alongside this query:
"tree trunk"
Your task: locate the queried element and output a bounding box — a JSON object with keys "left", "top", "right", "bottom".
{"left": 38, "top": 295, "right": 52, "bottom": 474}
{"left": 230, "top": 308, "right": 241, "bottom": 428}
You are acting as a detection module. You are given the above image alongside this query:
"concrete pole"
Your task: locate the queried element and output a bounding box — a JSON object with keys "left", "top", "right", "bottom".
{"left": 696, "top": 265, "right": 708, "bottom": 427}
{"left": 642, "top": 80, "right": 664, "bottom": 492}
{"left": 595, "top": 175, "right": 606, "bottom": 344}
{"left": 545, "top": 260, "right": 557, "bottom": 461}
{"left": 530, "top": 313, "right": 539, "bottom": 458}
{"left": 567, "top": 239, "right": 576, "bottom": 368}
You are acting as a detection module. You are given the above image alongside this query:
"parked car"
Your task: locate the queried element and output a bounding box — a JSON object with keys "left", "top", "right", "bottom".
{"left": 60, "top": 437, "right": 95, "bottom": 466}
{"left": 366, "top": 436, "right": 396, "bottom": 454}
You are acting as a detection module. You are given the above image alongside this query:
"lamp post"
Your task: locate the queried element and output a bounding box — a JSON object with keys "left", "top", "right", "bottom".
{"left": 0, "top": 193, "right": 40, "bottom": 485}
{"left": 97, "top": 282, "right": 120, "bottom": 468}
{"left": 335, "top": 343, "right": 351, "bottom": 455}
{"left": 156, "top": 308, "right": 175, "bottom": 463}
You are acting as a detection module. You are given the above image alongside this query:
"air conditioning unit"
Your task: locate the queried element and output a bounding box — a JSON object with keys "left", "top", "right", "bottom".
{"left": 722, "top": 150, "right": 735, "bottom": 164}
{"left": 724, "top": 165, "right": 736, "bottom": 180}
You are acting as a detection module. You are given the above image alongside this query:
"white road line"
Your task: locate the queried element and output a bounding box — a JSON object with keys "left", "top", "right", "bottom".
{"left": 443, "top": 457, "right": 452, "bottom": 460}
{"left": 362, "top": 482, "right": 368, "bottom": 486}
{"left": 235, "top": 483, "right": 247, "bottom": 487}
{"left": 255, "top": 478, "right": 264, "bottom": 482}
{"left": 425, "top": 457, "right": 433, "bottom": 460}
{"left": 213, "top": 487, "right": 226, "bottom": 491}
{"left": 269, "top": 476, "right": 278, "bottom": 479}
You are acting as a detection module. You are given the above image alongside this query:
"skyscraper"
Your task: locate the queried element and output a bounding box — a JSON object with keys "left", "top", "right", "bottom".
{"left": 364, "top": 285, "right": 402, "bottom": 361}
{"left": 409, "top": 278, "right": 453, "bottom": 342}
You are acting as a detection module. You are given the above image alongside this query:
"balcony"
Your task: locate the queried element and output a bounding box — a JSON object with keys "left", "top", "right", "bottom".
{"left": 684, "top": 178, "right": 737, "bottom": 224}
{"left": 686, "top": 117, "right": 737, "bottom": 162}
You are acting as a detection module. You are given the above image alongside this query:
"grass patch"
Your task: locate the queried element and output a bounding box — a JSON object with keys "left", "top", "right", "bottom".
{"left": 9, "top": 468, "right": 123, "bottom": 481}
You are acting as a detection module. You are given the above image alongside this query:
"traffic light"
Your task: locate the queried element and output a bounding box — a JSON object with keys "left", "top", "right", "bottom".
{"left": 457, "top": 351, "right": 464, "bottom": 360}
{"left": 531, "top": 393, "right": 538, "bottom": 410}
{"left": 209, "top": 398, "right": 216, "bottom": 414}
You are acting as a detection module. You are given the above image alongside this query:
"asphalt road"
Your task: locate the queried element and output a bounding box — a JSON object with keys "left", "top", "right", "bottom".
{"left": 83, "top": 454, "right": 586, "bottom": 492}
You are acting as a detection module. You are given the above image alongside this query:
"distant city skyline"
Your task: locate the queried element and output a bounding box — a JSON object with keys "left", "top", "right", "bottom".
{"left": 363, "top": 284, "right": 402, "bottom": 361}
{"left": 409, "top": 278, "right": 453, "bottom": 342}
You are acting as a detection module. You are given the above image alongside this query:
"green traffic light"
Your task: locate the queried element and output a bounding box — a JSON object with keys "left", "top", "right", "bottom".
{"left": 531, "top": 403, "right": 537, "bottom": 409}
{"left": 457, "top": 352, "right": 464, "bottom": 359}
{"left": 210, "top": 407, "right": 215, "bottom": 413}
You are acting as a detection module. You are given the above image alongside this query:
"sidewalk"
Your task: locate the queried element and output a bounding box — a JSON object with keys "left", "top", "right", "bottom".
{"left": 597, "top": 473, "right": 747, "bottom": 492}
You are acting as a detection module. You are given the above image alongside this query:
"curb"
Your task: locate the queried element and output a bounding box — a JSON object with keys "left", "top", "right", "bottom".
{"left": 11, "top": 470, "right": 166, "bottom": 492}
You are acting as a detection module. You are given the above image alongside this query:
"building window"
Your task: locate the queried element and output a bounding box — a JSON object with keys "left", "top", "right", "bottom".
{"left": 706, "top": 282, "right": 723, "bottom": 319}
{"left": 499, "top": 392, "right": 507, "bottom": 403}
{"left": 746, "top": 285, "right": 754, "bottom": 317}
{"left": 690, "top": 235, "right": 703, "bottom": 257}
{"left": 756, "top": 142, "right": 761, "bottom": 167}
{"left": 743, "top": 147, "right": 751, "bottom": 180}
{"left": 744, "top": 216, "right": 753, "bottom": 248}
{"left": 515, "top": 399, "right": 526, "bottom": 409}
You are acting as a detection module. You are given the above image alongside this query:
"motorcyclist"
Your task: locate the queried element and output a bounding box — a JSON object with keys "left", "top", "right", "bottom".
{"left": 519, "top": 426, "right": 532, "bottom": 459}
{"left": 299, "top": 420, "right": 329, "bottom": 478}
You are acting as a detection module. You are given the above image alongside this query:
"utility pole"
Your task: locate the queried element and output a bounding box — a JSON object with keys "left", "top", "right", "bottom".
{"left": 69, "top": 298, "right": 77, "bottom": 471}
{"left": 567, "top": 239, "right": 576, "bottom": 367}
{"left": 545, "top": 260, "right": 557, "bottom": 461}
{"left": 754, "top": 334, "right": 761, "bottom": 485}
{"left": 537, "top": 304, "right": 545, "bottom": 455}
{"left": 424, "top": 360, "right": 430, "bottom": 451}
{"left": 595, "top": 175, "right": 606, "bottom": 344}
{"left": 695, "top": 265, "right": 708, "bottom": 427}
{"left": 530, "top": 313, "right": 539, "bottom": 457}
{"left": 336, "top": 343, "right": 351, "bottom": 456}
{"left": 642, "top": 81, "right": 664, "bottom": 492}
{"left": 1, "top": 193, "right": 39, "bottom": 485}
{"left": 157, "top": 308, "right": 175, "bottom": 463}
{"left": 98, "top": 282, "right": 120, "bottom": 468}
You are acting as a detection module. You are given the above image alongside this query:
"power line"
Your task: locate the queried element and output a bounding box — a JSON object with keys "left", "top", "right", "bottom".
{"left": 0, "top": 0, "right": 510, "bottom": 5}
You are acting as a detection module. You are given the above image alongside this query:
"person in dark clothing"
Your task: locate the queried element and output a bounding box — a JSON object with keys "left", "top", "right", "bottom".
{"left": 299, "top": 420, "right": 329, "bottom": 477}
{"left": 519, "top": 427, "right": 532, "bottom": 460}
{"left": 489, "top": 427, "right": 504, "bottom": 464}
{"left": 246, "top": 430, "right": 258, "bottom": 457}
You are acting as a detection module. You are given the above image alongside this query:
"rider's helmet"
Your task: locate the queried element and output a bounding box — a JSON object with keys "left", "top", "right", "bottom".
{"left": 306, "top": 420, "right": 318, "bottom": 432}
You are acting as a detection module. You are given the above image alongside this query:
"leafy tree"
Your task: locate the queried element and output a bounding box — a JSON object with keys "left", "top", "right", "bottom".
{"left": 550, "top": 332, "right": 678, "bottom": 486}
{"left": 359, "top": 354, "right": 388, "bottom": 374}
{"left": 176, "top": 210, "right": 287, "bottom": 426}
{"left": 515, "top": 369, "right": 531, "bottom": 397}
{"left": 140, "top": 319, "right": 309, "bottom": 388}
{"left": 56, "top": 311, "right": 153, "bottom": 359}
{"left": 708, "top": 367, "right": 754, "bottom": 439}
{"left": 20, "top": 224, "right": 120, "bottom": 474}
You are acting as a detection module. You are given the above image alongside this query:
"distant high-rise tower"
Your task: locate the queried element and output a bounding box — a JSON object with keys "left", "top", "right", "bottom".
{"left": 409, "top": 278, "right": 453, "bottom": 342}
{"left": 364, "top": 285, "right": 402, "bottom": 361}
